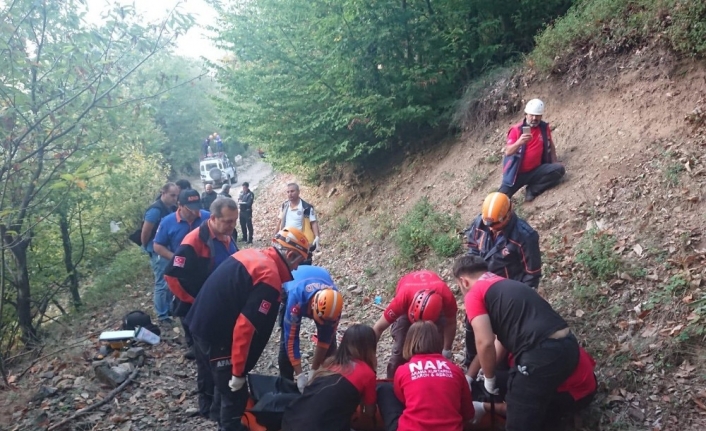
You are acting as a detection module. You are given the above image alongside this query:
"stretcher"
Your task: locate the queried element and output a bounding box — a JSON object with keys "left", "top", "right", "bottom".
{"left": 241, "top": 374, "right": 505, "bottom": 431}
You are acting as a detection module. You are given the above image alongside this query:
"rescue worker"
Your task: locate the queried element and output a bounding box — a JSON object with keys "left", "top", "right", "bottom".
{"left": 372, "top": 270, "right": 458, "bottom": 378}
{"left": 453, "top": 255, "right": 579, "bottom": 431}
{"left": 184, "top": 227, "right": 310, "bottom": 431}
{"left": 164, "top": 198, "right": 239, "bottom": 419}
{"left": 238, "top": 182, "right": 254, "bottom": 244}
{"left": 463, "top": 191, "right": 541, "bottom": 366}
{"left": 276, "top": 183, "right": 320, "bottom": 264}
{"left": 277, "top": 265, "right": 343, "bottom": 391}
{"left": 499, "top": 98, "right": 565, "bottom": 202}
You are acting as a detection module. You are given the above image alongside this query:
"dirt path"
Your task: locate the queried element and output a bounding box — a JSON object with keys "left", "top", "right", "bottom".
{"left": 191, "top": 155, "right": 273, "bottom": 194}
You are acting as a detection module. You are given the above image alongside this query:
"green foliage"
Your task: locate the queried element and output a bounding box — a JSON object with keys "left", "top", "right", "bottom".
{"left": 575, "top": 228, "right": 622, "bottom": 280}
{"left": 213, "top": 0, "right": 574, "bottom": 172}
{"left": 532, "top": 0, "right": 706, "bottom": 73}
{"left": 395, "top": 198, "right": 462, "bottom": 267}
{"left": 82, "top": 248, "right": 151, "bottom": 307}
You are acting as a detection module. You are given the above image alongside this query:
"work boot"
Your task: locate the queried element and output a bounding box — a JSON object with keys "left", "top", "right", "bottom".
{"left": 184, "top": 345, "right": 196, "bottom": 360}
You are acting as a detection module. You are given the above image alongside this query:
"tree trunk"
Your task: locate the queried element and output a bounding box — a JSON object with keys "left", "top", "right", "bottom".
{"left": 8, "top": 238, "right": 37, "bottom": 347}
{"left": 59, "top": 210, "right": 81, "bottom": 309}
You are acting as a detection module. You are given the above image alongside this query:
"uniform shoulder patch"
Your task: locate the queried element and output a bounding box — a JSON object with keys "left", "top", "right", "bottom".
{"left": 173, "top": 256, "right": 186, "bottom": 268}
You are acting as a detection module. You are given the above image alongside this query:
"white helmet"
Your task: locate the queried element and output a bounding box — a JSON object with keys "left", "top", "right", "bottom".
{"left": 524, "top": 99, "right": 545, "bottom": 116}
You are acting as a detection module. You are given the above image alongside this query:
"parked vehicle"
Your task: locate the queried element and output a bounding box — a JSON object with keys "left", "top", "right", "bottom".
{"left": 200, "top": 154, "right": 237, "bottom": 187}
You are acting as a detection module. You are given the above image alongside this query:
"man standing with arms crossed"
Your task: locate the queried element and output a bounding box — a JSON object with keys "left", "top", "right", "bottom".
{"left": 276, "top": 183, "right": 320, "bottom": 264}
{"left": 238, "top": 182, "right": 255, "bottom": 244}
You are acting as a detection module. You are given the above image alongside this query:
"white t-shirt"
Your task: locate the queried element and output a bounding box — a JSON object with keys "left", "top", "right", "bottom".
{"left": 279, "top": 200, "right": 316, "bottom": 230}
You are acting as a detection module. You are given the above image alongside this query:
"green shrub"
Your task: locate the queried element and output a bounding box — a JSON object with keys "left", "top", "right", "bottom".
{"left": 83, "top": 247, "right": 150, "bottom": 307}
{"left": 395, "top": 198, "right": 462, "bottom": 267}
{"left": 575, "top": 228, "right": 621, "bottom": 280}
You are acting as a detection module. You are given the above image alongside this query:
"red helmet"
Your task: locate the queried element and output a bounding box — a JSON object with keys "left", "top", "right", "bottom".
{"left": 408, "top": 290, "right": 443, "bottom": 323}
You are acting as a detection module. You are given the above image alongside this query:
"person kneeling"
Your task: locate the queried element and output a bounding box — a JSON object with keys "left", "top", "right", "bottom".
{"left": 281, "top": 324, "right": 378, "bottom": 431}
{"left": 379, "top": 321, "right": 483, "bottom": 431}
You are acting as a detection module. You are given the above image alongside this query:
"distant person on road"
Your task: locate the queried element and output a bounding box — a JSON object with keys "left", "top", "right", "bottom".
{"left": 215, "top": 133, "right": 224, "bottom": 154}
{"left": 238, "top": 182, "right": 254, "bottom": 244}
{"left": 164, "top": 197, "right": 238, "bottom": 419}
{"left": 140, "top": 183, "right": 179, "bottom": 324}
{"left": 202, "top": 136, "right": 211, "bottom": 158}
{"left": 278, "top": 265, "right": 343, "bottom": 388}
{"left": 184, "top": 227, "right": 310, "bottom": 431}
{"left": 201, "top": 184, "right": 218, "bottom": 210}
{"left": 499, "top": 98, "right": 565, "bottom": 202}
{"left": 372, "top": 270, "right": 458, "bottom": 378}
{"left": 152, "top": 190, "right": 210, "bottom": 326}
{"left": 176, "top": 179, "right": 192, "bottom": 191}
{"left": 277, "top": 182, "right": 319, "bottom": 264}
{"left": 462, "top": 192, "right": 541, "bottom": 368}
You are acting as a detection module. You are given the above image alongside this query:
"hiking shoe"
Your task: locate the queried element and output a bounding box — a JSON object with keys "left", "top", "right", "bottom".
{"left": 246, "top": 240, "right": 253, "bottom": 244}
{"left": 524, "top": 191, "right": 536, "bottom": 202}
{"left": 184, "top": 345, "right": 196, "bottom": 360}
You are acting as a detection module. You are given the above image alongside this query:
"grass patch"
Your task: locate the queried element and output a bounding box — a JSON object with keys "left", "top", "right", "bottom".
{"left": 531, "top": 0, "right": 706, "bottom": 73}
{"left": 575, "top": 228, "right": 622, "bottom": 280}
{"left": 334, "top": 215, "right": 350, "bottom": 232}
{"left": 82, "top": 247, "right": 151, "bottom": 307}
{"left": 395, "top": 198, "right": 462, "bottom": 267}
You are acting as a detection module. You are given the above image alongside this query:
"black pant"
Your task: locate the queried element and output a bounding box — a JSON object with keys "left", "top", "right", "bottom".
{"left": 239, "top": 211, "right": 253, "bottom": 242}
{"left": 194, "top": 336, "right": 249, "bottom": 431}
{"left": 463, "top": 315, "right": 477, "bottom": 367}
{"left": 193, "top": 335, "right": 220, "bottom": 420}
{"left": 377, "top": 383, "right": 403, "bottom": 431}
{"left": 505, "top": 334, "right": 579, "bottom": 431}
{"left": 181, "top": 317, "right": 193, "bottom": 347}
{"left": 499, "top": 163, "right": 565, "bottom": 198}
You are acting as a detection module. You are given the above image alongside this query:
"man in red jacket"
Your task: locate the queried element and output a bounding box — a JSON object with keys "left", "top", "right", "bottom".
{"left": 499, "top": 98, "right": 565, "bottom": 202}
{"left": 184, "top": 227, "right": 310, "bottom": 431}
{"left": 372, "top": 270, "right": 458, "bottom": 378}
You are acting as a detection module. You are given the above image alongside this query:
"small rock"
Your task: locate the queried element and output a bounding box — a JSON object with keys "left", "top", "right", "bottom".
{"left": 40, "top": 371, "right": 55, "bottom": 379}
{"left": 30, "top": 386, "right": 58, "bottom": 402}
{"left": 94, "top": 364, "right": 129, "bottom": 388}
{"left": 185, "top": 407, "right": 199, "bottom": 417}
{"left": 74, "top": 376, "right": 86, "bottom": 387}
{"left": 127, "top": 347, "right": 145, "bottom": 359}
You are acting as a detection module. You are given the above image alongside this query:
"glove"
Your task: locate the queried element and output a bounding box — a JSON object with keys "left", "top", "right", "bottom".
{"left": 472, "top": 401, "right": 486, "bottom": 424}
{"left": 442, "top": 349, "right": 453, "bottom": 360}
{"left": 296, "top": 372, "right": 309, "bottom": 393}
{"left": 483, "top": 375, "right": 499, "bottom": 395}
{"left": 312, "top": 236, "right": 320, "bottom": 250}
{"left": 465, "top": 374, "right": 474, "bottom": 391}
{"left": 229, "top": 376, "right": 246, "bottom": 392}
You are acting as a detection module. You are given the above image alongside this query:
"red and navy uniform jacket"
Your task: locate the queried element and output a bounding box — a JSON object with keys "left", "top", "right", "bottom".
{"left": 383, "top": 270, "right": 457, "bottom": 324}
{"left": 393, "top": 353, "right": 474, "bottom": 431}
{"left": 282, "top": 359, "right": 377, "bottom": 431}
{"left": 164, "top": 221, "right": 237, "bottom": 316}
{"left": 464, "top": 212, "right": 541, "bottom": 289}
{"left": 465, "top": 273, "right": 568, "bottom": 360}
{"left": 282, "top": 265, "right": 339, "bottom": 368}
{"left": 184, "top": 247, "right": 293, "bottom": 377}
{"left": 501, "top": 120, "right": 553, "bottom": 188}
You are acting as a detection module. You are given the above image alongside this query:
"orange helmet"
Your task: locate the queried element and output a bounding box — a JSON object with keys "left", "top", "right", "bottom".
{"left": 311, "top": 288, "right": 343, "bottom": 324}
{"left": 273, "top": 227, "right": 310, "bottom": 259}
{"left": 481, "top": 192, "right": 512, "bottom": 229}
{"left": 408, "top": 290, "right": 443, "bottom": 323}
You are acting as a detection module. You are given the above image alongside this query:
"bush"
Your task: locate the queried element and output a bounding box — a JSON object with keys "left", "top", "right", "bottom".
{"left": 574, "top": 228, "right": 622, "bottom": 280}
{"left": 83, "top": 247, "right": 151, "bottom": 307}
{"left": 531, "top": 0, "right": 706, "bottom": 73}
{"left": 395, "top": 198, "right": 462, "bottom": 267}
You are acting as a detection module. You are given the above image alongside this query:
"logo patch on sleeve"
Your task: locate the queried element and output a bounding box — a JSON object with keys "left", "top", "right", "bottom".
{"left": 258, "top": 300, "right": 272, "bottom": 315}
{"left": 173, "top": 256, "right": 186, "bottom": 268}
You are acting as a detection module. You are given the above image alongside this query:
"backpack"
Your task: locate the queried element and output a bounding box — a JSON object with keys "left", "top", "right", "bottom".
{"left": 128, "top": 199, "right": 172, "bottom": 246}
{"left": 121, "top": 310, "right": 161, "bottom": 336}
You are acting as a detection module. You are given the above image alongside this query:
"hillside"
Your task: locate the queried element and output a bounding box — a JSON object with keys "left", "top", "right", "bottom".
{"left": 3, "top": 28, "right": 706, "bottom": 431}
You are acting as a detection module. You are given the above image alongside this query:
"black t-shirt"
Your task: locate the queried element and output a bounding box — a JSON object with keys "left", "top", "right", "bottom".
{"left": 465, "top": 273, "right": 568, "bottom": 359}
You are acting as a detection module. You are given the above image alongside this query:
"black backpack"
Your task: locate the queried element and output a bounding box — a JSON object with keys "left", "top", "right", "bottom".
{"left": 128, "top": 199, "right": 172, "bottom": 246}
{"left": 121, "top": 310, "right": 161, "bottom": 336}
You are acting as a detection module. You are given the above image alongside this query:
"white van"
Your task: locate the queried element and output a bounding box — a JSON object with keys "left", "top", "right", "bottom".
{"left": 200, "top": 154, "right": 237, "bottom": 187}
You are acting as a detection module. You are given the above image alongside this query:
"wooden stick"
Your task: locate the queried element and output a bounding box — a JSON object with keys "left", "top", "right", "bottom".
{"left": 47, "top": 367, "right": 139, "bottom": 431}
{"left": 371, "top": 303, "right": 386, "bottom": 311}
